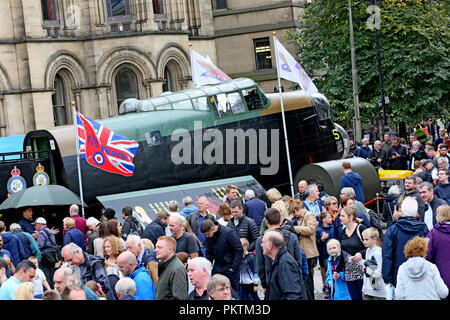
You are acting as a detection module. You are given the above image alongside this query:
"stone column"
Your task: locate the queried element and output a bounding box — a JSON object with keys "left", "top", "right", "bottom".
{"left": 151, "top": 80, "right": 165, "bottom": 97}
{"left": 96, "top": 86, "right": 110, "bottom": 119}
{"left": 0, "top": 95, "right": 6, "bottom": 137}
{"left": 33, "top": 91, "right": 55, "bottom": 130}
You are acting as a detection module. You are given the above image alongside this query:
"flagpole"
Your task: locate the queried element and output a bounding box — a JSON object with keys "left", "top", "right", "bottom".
{"left": 189, "top": 43, "right": 196, "bottom": 88}
{"left": 72, "top": 101, "right": 86, "bottom": 218}
{"left": 273, "top": 33, "right": 295, "bottom": 198}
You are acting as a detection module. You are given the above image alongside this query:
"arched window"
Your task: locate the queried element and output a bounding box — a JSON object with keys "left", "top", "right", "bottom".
{"left": 115, "top": 67, "right": 139, "bottom": 110}
{"left": 52, "top": 75, "right": 67, "bottom": 126}
{"left": 162, "top": 67, "right": 173, "bottom": 92}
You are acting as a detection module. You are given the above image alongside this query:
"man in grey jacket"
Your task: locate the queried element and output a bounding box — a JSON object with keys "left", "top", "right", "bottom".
{"left": 61, "top": 243, "right": 115, "bottom": 300}
{"left": 154, "top": 236, "right": 188, "bottom": 300}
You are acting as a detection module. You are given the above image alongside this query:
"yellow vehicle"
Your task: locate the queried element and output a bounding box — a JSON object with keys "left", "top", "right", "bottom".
{"left": 379, "top": 170, "right": 414, "bottom": 193}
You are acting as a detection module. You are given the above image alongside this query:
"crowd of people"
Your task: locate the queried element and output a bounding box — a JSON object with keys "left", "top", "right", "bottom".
{"left": 0, "top": 163, "right": 448, "bottom": 301}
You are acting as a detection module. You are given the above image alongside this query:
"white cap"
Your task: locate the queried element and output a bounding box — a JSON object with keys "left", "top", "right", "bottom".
{"left": 35, "top": 217, "right": 47, "bottom": 225}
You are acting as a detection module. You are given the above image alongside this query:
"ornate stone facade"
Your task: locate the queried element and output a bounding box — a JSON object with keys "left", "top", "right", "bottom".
{"left": 0, "top": 0, "right": 215, "bottom": 136}
{"left": 0, "top": 0, "right": 306, "bottom": 137}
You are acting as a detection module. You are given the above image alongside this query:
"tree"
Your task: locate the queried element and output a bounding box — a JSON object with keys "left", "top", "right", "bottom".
{"left": 288, "top": 0, "right": 449, "bottom": 130}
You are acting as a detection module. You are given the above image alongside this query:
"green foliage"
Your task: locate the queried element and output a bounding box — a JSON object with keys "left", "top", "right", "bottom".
{"left": 288, "top": 0, "right": 449, "bottom": 127}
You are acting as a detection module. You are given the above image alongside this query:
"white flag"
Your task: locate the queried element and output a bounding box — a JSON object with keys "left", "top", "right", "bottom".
{"left": 191, "top": 49, "right": 231, "bottom": 87}
{"left": 274, "top": 38, "right": 318, "bottom": 95}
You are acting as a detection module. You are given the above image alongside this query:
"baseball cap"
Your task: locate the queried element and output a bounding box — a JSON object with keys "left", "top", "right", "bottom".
{"left": 35, "top": 217, "right": 47, "bottom": 225}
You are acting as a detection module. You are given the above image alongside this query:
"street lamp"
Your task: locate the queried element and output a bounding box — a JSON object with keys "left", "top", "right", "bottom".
{"left": 366, "top": 0, "right": 390, "bottom": 134}
{"left": 348, "top": 0, "right": 362, "bottom": 143}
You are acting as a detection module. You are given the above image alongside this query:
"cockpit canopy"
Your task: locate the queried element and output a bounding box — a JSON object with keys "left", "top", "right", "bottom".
{"left": 118, "top": 78, "right": 270, "bottom": 117}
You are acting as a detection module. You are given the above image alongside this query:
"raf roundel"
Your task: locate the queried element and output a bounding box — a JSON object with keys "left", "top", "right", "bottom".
{"left": 93, "top": 152, "right": 105, "bottom": 166}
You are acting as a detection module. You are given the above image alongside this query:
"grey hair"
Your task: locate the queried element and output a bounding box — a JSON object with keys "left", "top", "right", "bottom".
{"left": 168, "top": 215, "right": 184, "bottom": 226}
{"left": 264, "top": 229, "right": 285, "bottom": 249}
{"left": 305, "top": 184, "right": 318, "bottom": 197}
{"left": 182, "top": 196, "right": 193, "bottom": 205}
{"left": 341, "top": 187, "right": 356, "bottom": 199}
{"left": 388, "top": 185, "right": 401, "bottom": 196}
{"left": 187, "top": 257, "right": 212, "bottom": 276}
{"left": 9, "top": 223, "right": 21, "bottom": 231}
{"left": 401, "top": 197, "right": 418, "bottom": 218}
{"left": 126, "top": 234, "right": 143, "bottom": 249}
{"left": 244, "top": 189, "right": 255, "bottom": 199}
{"left": 168, "top": 200, "right": 179, "bottom": 212}
{"left": 63, "top": 243, "right": 82, "bottom": 255}
{"left": 86, "top": 217, "right": 100, "bottom": 227}
{"left": 115, "top": 278, "right": 136, "bottom": 297}
{"left": 207, "top": 274, "right": 230, "bottom": 294}
{"left": 419, "top": 181, "right": 434, "bottom": 191}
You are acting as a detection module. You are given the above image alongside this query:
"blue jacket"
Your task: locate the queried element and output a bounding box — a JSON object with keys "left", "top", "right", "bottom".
{"left": 340, "top": 171, "right": 365, "bottom": 203}
{"left": 180, "top": 205, "right": 198, "bottom": 219}
{"left": 265, "top": 246, "right": 305, "bottom": 300}
{"left": 316, "top": 222, "right": 337, "bottom": 259}
{"left": 63, "top": 228, "right": 86, "bottom": 252}
{"left": 381, "top": 216, "right": 429, "bottom": 286}
{"left": 11, "top": 230, "right": 33, "bottom": 259}
{"left": 243, "top": 197, "right": 267, "bottom": 230}
{"left": 325, "top": 254, "right": 351, "bottom": 300}
{"left": 18, "top": 217, "right": 35, "bottom": 235}
{"left": 240, "top": 252, "right": 260, "bottom": 285}
{"left": 255, "top": 228, "right": 308, "bottom": 289}
{"left": 0, "top": 232, "right": 27, "bottom": 266}
{"left": 129, "top": 266, "right": 155, "bottom": 300}
{"left": 142, "top": 220, "right": 166, "bottom": 246}
{"left": 205, "top": 224, "right": 243, "bottom": 273}
{"left": 357, "top": 146, "right": 373, "bottom": 159}
{"left": 434, "top": 182, "right": 450, "bottom": 205}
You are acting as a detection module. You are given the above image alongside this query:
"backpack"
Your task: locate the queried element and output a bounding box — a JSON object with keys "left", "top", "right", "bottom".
{"left": 367, "top": 209, "right": 383, "bottom": 241}
{"left": 127, "top": 217, "right": 143, "bottom": 237}
{"left": 40, "top": 229, "right": 61, "bottom": 267}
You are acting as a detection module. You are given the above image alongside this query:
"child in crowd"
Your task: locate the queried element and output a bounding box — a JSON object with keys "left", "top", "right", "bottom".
{"left": 325, "top": 239, "right": 350, "bottom": 300}
{"left": 85, "top": 280, "right": 107, "bottom": 300}
{"left": 28, "top": 256, "right": 51, "bottom": 299}
{"left": 239, "top": 238, "right": 260, "bottom": 300}
{"left": 316, "top": 211, "right": 336, "bottom": 298}
{"left": 358, "top": 227, "right": 386, "bottom": 300}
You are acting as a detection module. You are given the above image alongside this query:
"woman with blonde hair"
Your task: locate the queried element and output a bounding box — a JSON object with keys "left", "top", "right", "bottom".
{"left": 62, "top": 217, "right": 86, "bottom": 252}
{"left": 13, "top": 282, "right": 35, "bottom": 300}
{"left": 289, "top": 198, "right": 319, "bottom": 300}
{"left": 266, "top": 188, "right": 282, "bottom": 204}
{"left": 103, "top": 236, "right": 125, "bottom": 268}
{"left": 259, "top": 199, "right": 294, "bottom": 235}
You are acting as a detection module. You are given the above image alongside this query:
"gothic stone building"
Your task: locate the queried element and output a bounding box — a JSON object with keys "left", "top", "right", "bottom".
{"left": 0, "top": 0, "right": 309, "bottom": 137}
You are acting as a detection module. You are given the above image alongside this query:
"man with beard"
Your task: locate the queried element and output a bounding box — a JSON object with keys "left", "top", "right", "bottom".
{"left": 395, "top": 175, "right": 426, "bottom": 221}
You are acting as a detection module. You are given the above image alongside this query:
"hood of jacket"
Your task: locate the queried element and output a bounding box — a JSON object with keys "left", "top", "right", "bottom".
{"left": 436, "top": 182, "right": 450, "bottom": 190}
{"left": 403, "top": 257, "right": 430, "bottom": 281}
{"left": 129, "top": 266, "right": 149, "bottom": 279}
{"left": 343, "top": 171, "right": 362, "bottom": 185}
{"left": 396, "top": 216, "right": 428, "bottom": 234}
{"left": 433, "top": 222, "right": 450, "bottom": 235}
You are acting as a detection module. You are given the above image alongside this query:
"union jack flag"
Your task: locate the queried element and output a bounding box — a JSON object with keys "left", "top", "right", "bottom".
{"left": 76, "top": 111, "right": 139, "bottom": 177}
